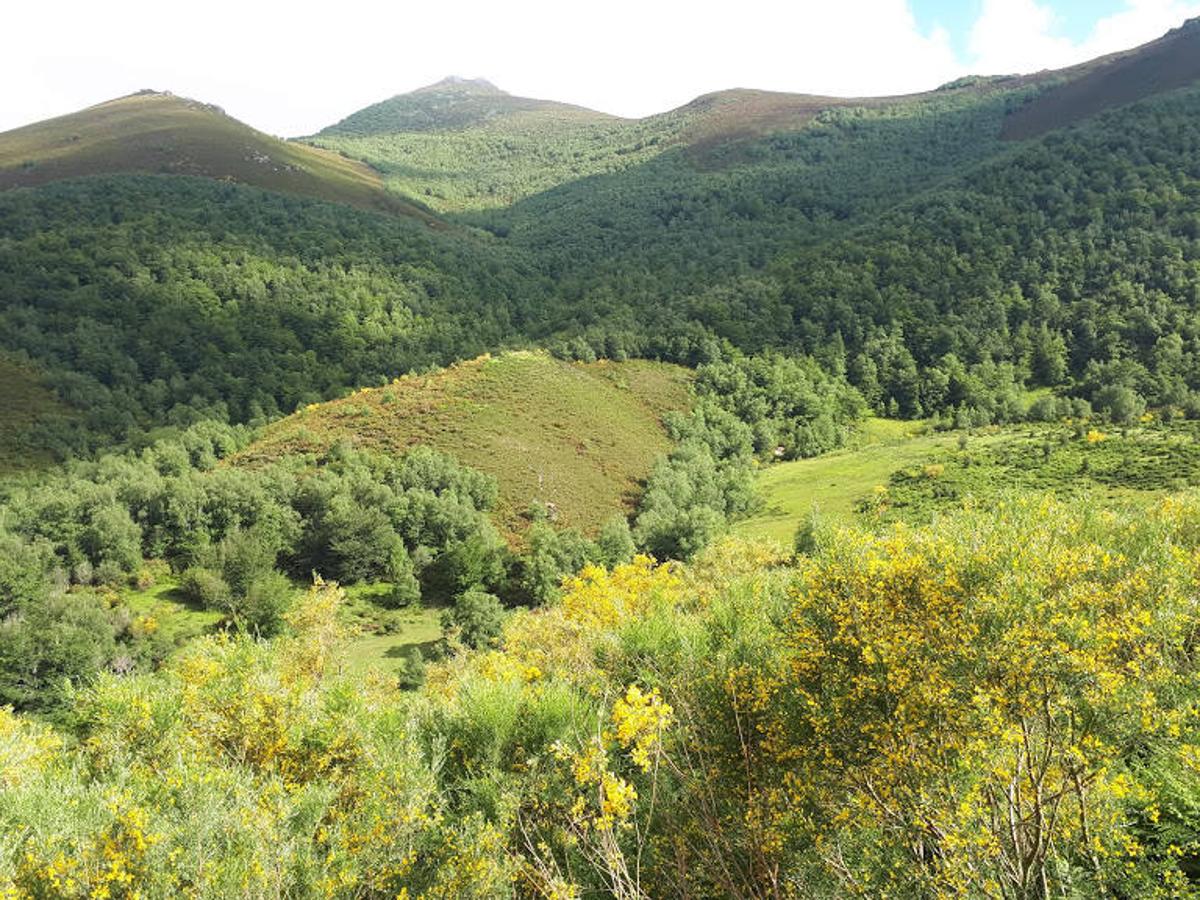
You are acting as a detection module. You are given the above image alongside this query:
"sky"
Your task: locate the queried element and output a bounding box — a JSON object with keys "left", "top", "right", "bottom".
{"left": 3, "top": 0, "right": 1199, "bottom": 137}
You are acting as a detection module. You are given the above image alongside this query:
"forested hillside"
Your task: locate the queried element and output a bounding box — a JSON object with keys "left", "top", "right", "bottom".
{"left": 0, "top": 177, "right": 539, "bottom": 457}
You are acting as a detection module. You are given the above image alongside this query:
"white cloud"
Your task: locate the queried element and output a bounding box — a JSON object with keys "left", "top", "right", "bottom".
{"left": 968, "top": 0, "right": 1200, "bottom": 75}
{"left": 0, "top": 1, "right": 1196, "bottom": 137}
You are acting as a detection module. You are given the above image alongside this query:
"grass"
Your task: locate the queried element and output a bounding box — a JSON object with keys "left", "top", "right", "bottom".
{"left": 0, "top": 92, "right": 437, "bottom": 221}
{"left": 737, "top": 418, "right": 1200, "bottom": 546}
{"left": 238, "top": 352, "right": 693, "bottom": 538}
{"left": 0, "top": 358, "right": 76, "bottom": 474}
{"left": 119, "top": 574, "right": 443, "bottom": 675}
{"left": 121, "top": 576, "right": 224, "bottom": 646}
{"left": 736, "top": 419, "right": 951, "bottom": 544}
{"left": 338, "top": 583, "right": 445, "bottom": 676}
{"left": 342, "top": 610, "right": 445, "bottom": 676}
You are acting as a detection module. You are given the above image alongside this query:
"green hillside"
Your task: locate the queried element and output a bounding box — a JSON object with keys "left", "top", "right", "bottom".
{"left": 309, "top": 77, "right": 670, "bottom": 213}
{"left": 238, "top": 352, "right": 692, "bottom": 536}
{"left": 739, "top": 417, "right": 1200, "bottom": 544}
{"left": 0, "top": 92, "right": 436, "bottom": 220}
{"left": 0, "top": 358, "right": 75, "bottom": 473}
{"left": 304, "top": 76, "right": 1010, "bottom": 214}
{"left": 319, "top": 76, "right": 614, "bottom": 135}
{"left": 0, "top": 174, "right": 542, "bottom": 458}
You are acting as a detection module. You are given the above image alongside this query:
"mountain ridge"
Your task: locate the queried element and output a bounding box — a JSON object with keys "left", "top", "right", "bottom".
{"left": 0, "top": 91, "right": 440, "bottom": 222}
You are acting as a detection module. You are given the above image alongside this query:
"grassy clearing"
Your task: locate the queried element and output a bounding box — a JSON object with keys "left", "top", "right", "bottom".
{"left": 737, "top": 419, "right": 1200, "bottom": 545}
{"left": 341, "top": 610, "right": 445, "bottom": 676}
{"left": 338, "top": 583, "right": 445, "bottom": 676}
{"left": 121, "top": 576, "right": 224, "bottom": 646}
{"left": 736, "top": 419, "right": 949, "bottom": 543}
{"left": 0, "top": 92, "right": 436, "bottom": 221}
{"left": 239, "top": 352, "right": 693, "bottom": 538}
{"left": 119, "top": 575, "right": 444, "bottom": 675}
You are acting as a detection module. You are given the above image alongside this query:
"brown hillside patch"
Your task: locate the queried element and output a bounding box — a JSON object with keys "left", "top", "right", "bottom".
{"left": 1003, "top": 19, "right": 1200, "bottom": 140}
{"left": 676, "top": 89, "right": 855, "bottom": 161}
{"left": 0, "top": 92, "right": 440, "bottom": 223}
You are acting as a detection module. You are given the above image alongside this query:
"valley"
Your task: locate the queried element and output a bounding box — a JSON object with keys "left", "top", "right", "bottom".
{"left": 4, "top": 13, "right": 1200, "bottom": 898}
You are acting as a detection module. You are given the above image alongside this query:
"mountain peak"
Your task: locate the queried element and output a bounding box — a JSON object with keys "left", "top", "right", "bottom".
{"left": 417, "top": 76, "right": 504, "bottom": 95}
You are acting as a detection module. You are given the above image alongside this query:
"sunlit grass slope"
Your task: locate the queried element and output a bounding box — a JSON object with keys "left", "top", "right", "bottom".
{"left": 736, "top": 419, "right": 945, "bottom": 542}
{"left": 738, "top": 419, "right": 1200, "bottom": 544}
{"left": 0, "top": 92, "right": 436, "bottom": 221}
{"left": 238, "top": 352, "right": 692, "bottom": 537}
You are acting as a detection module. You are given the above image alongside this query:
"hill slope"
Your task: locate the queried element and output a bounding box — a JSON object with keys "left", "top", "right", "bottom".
{"left": 1003, "top": 16, "right": 1200, "bottom": 139}
{"left": 0, "top": 358, "right": 76, "bottom": 473}
{"left": 237, "top": 352, "right": 692, "bottom": 536}
{"left": 308, "top": 78, "right": 665, "bottom": 213}
{"left": 0, "top": 92, "right": 435, "bottom": 220}
{"left": 311, "top": 19, "right": 1200, "bottom": 215}
{"left": 319, "top": 76, "right": 615, "bottom": 136}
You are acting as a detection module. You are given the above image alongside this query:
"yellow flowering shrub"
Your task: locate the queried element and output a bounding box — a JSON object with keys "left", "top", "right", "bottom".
{"left": 5, "top": 493, "right": 1200, "bottom": 898}
{"left": 609, "top": 684, "right": 673, "bottom": 772}
{"left": 559, "top": 555, "right": 682, "bottom": 630}
{"left": 0, "top": 708, "right": 61, "bottom": 789}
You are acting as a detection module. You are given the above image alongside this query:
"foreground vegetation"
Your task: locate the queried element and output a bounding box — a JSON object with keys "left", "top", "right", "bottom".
{"left": 5, "top": 493, "right": 1200, "bottom": 896}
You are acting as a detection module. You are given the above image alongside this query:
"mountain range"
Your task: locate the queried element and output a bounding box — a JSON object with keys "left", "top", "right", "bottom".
{"left": 2, "top": 17, "right": 1200, "bottom": 461}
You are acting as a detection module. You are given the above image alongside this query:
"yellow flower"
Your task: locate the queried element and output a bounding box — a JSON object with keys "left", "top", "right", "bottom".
{"left": 611, "top": 684, "right": 673, "bottom": 771}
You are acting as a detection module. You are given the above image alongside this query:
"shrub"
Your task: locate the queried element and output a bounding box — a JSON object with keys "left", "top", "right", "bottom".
{"left": 444, "top": 589, "right": 504, "bottom": 650}
{"left": 397, "top": 648, "right": 427, "bottom": 689}
{"left": 0, "top": 591, "right": 116, "bottom": 712}
{"left": 234, "top": 571, "right": 293, "bottom": 638}
{"left": 179, "top": 566, "right": 232, "bottom": 612}
{"left": 596, "top": 515, "right": 636, "bottom": 568}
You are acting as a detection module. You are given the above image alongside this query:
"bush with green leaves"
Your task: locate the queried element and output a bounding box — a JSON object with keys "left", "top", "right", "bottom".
{"left": 443, "top": 588, "right": 505, "bottom": 650}
{"left": 0, "top": 590, "right": 117, "bottom": 713}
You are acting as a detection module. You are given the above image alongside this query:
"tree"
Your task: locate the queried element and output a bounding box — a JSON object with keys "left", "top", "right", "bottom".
{"left": 234, "top": 571, "right": 293, "bottom": 638}
{"left": 1030, "top": 324, "right": 1068, "bottom": 386}
{"left": 596, "top": 516, "right": 636, "bottom": 568}
{"left": 0, "top": 591, "right": 116, "bottom": 712}
{"left": 519, "top": 522, "right": 597, "bottom": 605}
{"left": 1094, "top": 384, "right": 1146, "bottom": 425}
{"left": 443, "top": 588, "right": 504, "bottom": 650}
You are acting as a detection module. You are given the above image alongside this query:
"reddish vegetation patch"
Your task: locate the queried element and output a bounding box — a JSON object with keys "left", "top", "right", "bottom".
{"left": 674, "top": 81, "right": 1004, "bottom": 166}
{"left": 676, "top": 90, "right": 853, "bottom": 160}
{"left": 1002, "top": 19, "right": 1200, "bottom": 140}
